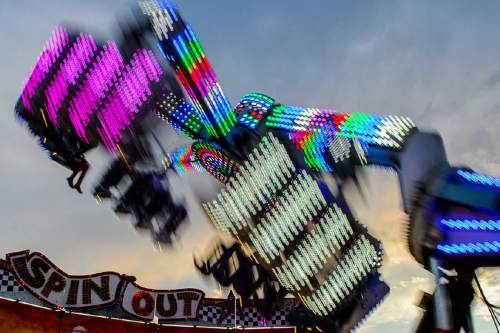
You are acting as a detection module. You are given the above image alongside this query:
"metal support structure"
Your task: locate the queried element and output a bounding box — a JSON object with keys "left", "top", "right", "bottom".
{"left": 429, "top": 256, "right": 453, "bottom": 333}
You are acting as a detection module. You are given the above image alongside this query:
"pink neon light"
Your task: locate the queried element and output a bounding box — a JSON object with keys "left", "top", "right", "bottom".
{"left": 44, "top": 33, "right": 97, "bottom": 125}
{"left": 68, "top": 42, "right": 124, "bottom": 141}
{"left": 97, "top": 49, "right": 163, "bottom": 152}
{"left": 21, "top": 27, "right": 70, "bottom": 112}
{"left": 136, "top": 49, "right": 163, "bottom": 82}
{"left": 192, "top": 68, "right": 208, "bottom": 99}
{"left": 199, "top": 57, "right": 218, "bottom": 92}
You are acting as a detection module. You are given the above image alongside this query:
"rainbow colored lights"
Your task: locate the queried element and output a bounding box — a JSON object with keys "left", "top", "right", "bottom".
{"left": 437, "top": 241, "right": 500, "bottom": 255}
{"left": 267, "top": 106, "right": 415, "bottom": 148}
{"left": 294, "top": 124, "right": 335, "bottom": 171}
{"left": 191, "top": 141, "right": 238, "bottom": 183}
{"left": 140, "top": 0, "right": 236, "bottom": 138}
{"left": 457, "top": 169, "right": 500, "bottom": 189}
{"left": 439, "top": 219, "right": 500, "bottom": 231}
{"left": 265, "top": 106, "right": 414, "bottom": 170}
{"left": 170, "top": 145, "right": 202, "bottom": 174}
{"left": 171, "top": 142, "right": 238, "bottom": 183}
{"left": 236, "top": 93, "right": 275, "bottom": 129}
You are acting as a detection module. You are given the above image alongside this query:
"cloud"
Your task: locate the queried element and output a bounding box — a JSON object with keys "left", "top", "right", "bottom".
{"left": 482, "top": 68, "right": 500, "bottom": 89}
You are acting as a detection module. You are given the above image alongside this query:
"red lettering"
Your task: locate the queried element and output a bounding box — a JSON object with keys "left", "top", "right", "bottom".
{"left": 132, "top": 291, "right": 154, "bottom": 317}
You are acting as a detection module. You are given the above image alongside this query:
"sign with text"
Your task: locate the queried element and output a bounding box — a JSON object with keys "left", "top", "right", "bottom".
{"left": 5, "top": 250, "right": 204, "bottom": 321}
{"left": 7, "top": 251, "right": 121, "bottom": 309}
{"left": 121, "top": 282, "right": 203, "bottom": 321}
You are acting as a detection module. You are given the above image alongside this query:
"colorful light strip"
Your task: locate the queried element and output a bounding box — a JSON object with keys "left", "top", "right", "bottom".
{"left": 140, "top": 0, "right": 236, "bottom": 138}
{"left": 170, "top": 145, "right": 202, "bottom": 174}
{"left": 191, "top": 141, "right": 238, "bottom": 183}
{"left": 44, "top": 33, "right": 98, "bottom": 125}
{"left": 437, "top": 241, "right": 500, "bottom": 255}
{"left": 97, "top": 49, "right": 163, "bottom": 152}
{"left": 439, "top": 219, "right": 500, "bottom": 231}
{"left": 68, "top": 41, "right": 124, "bottom": 141}
{"left": 268, "top": 106, "right": 340, "bottom": 171}
{"left": 236, "top": 93, "right": 275, "bottom": 129}
{"left": 267, "top": 106, "right": 415, "bottom": 170}
{"left": 266, "top": 106, "right": 348, "bottom": 132}
{"left": 21, "top": 27, "right": 70, "bottom": 112}
{"left": 457, "top": 169, "right": 500, "bottom": 188}
{"left": 296, "top": 125, "right": 334, "bottom": 171}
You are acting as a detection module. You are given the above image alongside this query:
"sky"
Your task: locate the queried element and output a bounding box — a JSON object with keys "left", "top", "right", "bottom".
{"left": 0, "top": 0, "right": 499, "bottom": 332}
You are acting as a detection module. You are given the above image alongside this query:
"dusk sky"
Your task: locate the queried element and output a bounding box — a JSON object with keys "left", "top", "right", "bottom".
{"left": 0, "top": 1, "right": 498, "bottom": 332}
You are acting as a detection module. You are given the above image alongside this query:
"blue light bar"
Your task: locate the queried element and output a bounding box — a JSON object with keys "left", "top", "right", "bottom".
{"left": 439, "top": 219, "right": 500, "bottom": 231}
{"left": 437, "top": 241, "right": 500, "bottom": 255}
{"left": 457, "top": 170, "right": 500, "bottom": 188}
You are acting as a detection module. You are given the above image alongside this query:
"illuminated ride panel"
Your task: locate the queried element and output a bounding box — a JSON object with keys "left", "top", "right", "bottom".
{"left": 232, "top": 92, "right": 499, "bottom": 269}
{"left": 202, "top": 133, "right": 387, "bottom": 321}
{"left": 16, "top": 27, "right": 168, "bottom": 156}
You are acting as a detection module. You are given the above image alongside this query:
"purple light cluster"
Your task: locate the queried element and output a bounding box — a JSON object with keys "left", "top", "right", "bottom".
{"left": 21, "top": 27, "right": 70, "bottom": 112}
{"left": 68, "top": 42, "right": 124, "bottom": 142}
{"left": 19, "top": 26, "right": 166, "bottom": 154}
{"left": 44, "top": 33, "right": 98, "bottom": 125}
{"left": 97, "top": 49, "right": 163, "bottom": 152}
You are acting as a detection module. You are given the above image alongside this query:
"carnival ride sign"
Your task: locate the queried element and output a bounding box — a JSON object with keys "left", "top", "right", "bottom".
{"left": 121, "top": 282, "right": 203, "bottom": 321}
{"left": 6, "top": 250, "right": 204, "bottom": 321}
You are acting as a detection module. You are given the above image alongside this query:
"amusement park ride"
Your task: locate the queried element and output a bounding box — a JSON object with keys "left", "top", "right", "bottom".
{"left": 13, "top": 1, "right": 499, "bottom": 332}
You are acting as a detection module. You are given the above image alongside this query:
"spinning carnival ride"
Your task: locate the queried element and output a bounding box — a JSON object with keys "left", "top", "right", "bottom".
{"left": 14, "top": 1, "right": 499, "bottom": 332}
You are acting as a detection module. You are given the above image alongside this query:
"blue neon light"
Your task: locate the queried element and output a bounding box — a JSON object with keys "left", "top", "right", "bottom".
{"left": 457, "top": 170, "right": 500, "bottom": 188}
{"left": 437, "top": 241, "right": 500, "bottom": 255}
{"left": 440, "top": 219, "right": 500, "bottom": 231}
{"left": 160, "top": 0, "right": 179, "bottom": 22}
